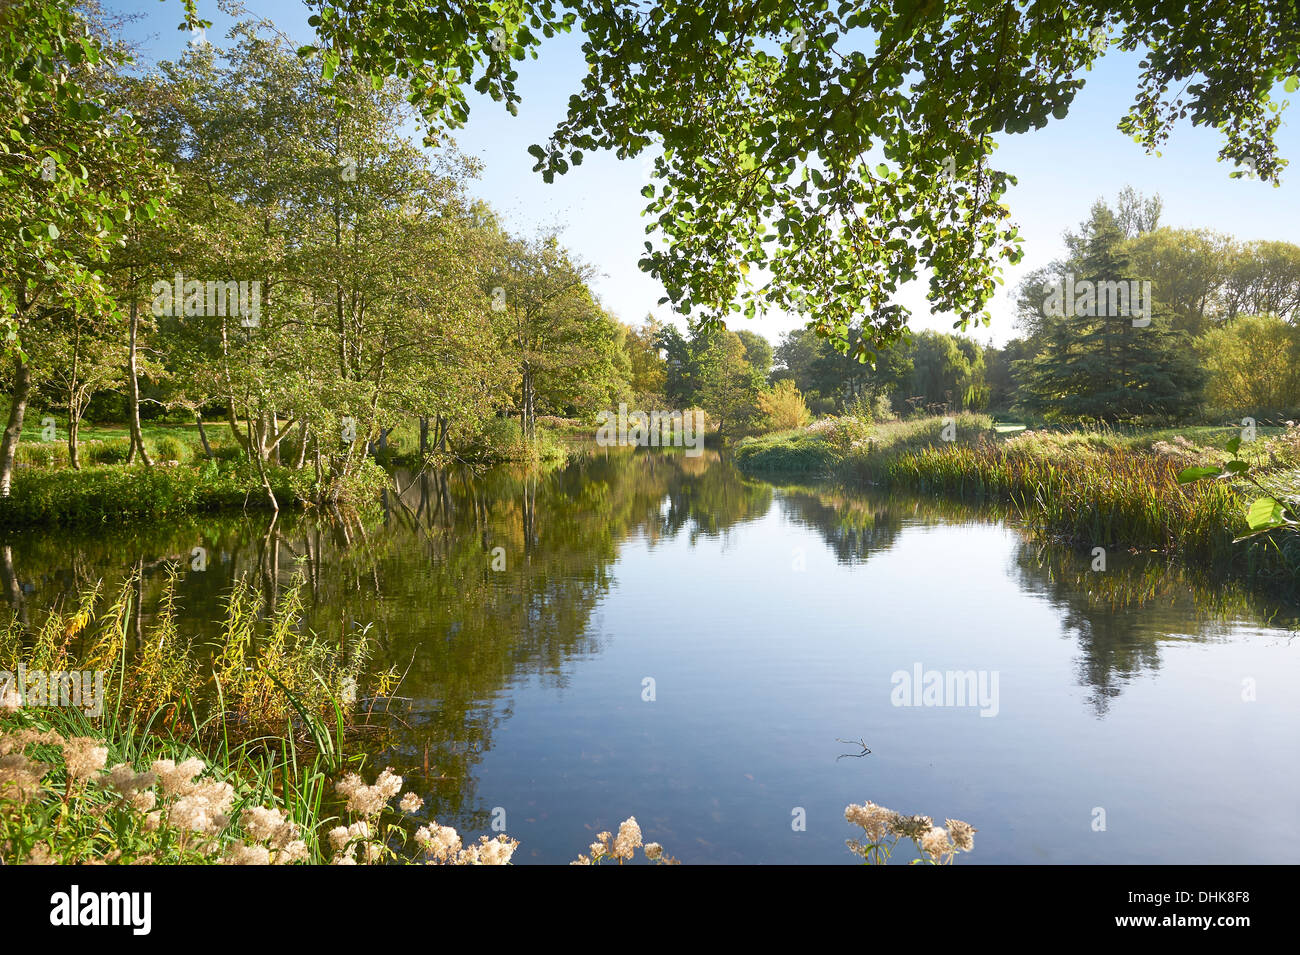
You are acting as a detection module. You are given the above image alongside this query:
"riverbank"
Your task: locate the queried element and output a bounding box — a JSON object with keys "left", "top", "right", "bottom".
{"left": 0, "top": 417, "right": 571, "bottom": 528}
{"left": 735, "top": 415, "right": 1300, "bottom": 586}
{"left": 0, "top": 573, "right": 655, "bottom": 866}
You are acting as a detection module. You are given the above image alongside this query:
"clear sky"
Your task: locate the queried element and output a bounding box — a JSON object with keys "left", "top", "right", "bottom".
{"left": 107, "top": 0, "right": 1300, "bottom": 348}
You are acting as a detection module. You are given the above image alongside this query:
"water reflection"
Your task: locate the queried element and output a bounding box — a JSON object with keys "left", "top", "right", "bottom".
{"left": 2, "top": 449, "right": 1296, "bottom": 861}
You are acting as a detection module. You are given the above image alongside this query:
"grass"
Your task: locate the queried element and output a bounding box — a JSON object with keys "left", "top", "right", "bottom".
{"left": 0, "top": 459, "right": 322, "bottom": 527}
{"left": 732, "top": 428, "right": 845, "bottom": 473}
{"left": 735, "top": 412, "right": 994, "bottom": 474}
{"left": 0, "top": 569, "right": 403, "bottom": 864}
{"left": 1, "top": 572, "right": 348, "bottom": 864}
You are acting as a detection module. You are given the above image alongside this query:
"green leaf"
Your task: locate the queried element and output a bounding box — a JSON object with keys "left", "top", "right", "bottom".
{"left": 1177, "top": 465, "right": 1220, "bottom": 484}
{"left": 1246, "top": 496, "right": 1285, "bottom": 531}
{"left": 1225, "top": 436, "right": 1241, "bottom": 455}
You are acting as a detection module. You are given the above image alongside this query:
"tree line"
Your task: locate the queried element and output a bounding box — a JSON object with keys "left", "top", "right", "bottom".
{"left": 768, "top": 189, "right": 1300, "bottom": 425}
{"left": 2, "top": 10, "right": 637, "bottom": 502}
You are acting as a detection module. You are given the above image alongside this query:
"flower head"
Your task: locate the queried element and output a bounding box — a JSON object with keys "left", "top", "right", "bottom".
{"left": 61, "top": 736, "right": 108, "bottom": 782}
{"left": 399, "top": 792, "right": 424, "bottom": 813}
{"left": 611, "top": 816, "right": 642, "bottom": 861}
{"left": 945, "top": 818, "right": 976, "bottom": 852}
{"left": 845, "top": 801, "right": 893, "bottom": 844}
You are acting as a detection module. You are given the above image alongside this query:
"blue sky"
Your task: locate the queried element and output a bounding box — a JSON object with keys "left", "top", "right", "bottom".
{"left": 108, "top": 0, "right": 1299, "bottom": 347}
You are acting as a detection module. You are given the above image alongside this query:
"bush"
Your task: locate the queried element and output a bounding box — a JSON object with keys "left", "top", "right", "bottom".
{"left": 758, "top": 380, "right": 812, "bottom": 432}
{"left": 152, "top": 434, "right": 189, "bottom": 464}
{"left": 845, "top": 393, "right": 894, "bottom": 423}
{"left": 470, "top": 416, "right": 568, "bottom": 464}
{"left": 15, "top": 441, "right": 71, "bottom": 470}
{"left": 84, "top": 438, "right": 132, "bottom": 465}
{"left": 481, "top": 415, "right": 523, "bottom": 450}
{"left": 733, "top": 431, "right": 841, "bottom": 473}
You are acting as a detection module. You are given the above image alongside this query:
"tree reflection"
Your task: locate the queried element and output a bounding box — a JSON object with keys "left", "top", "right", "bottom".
{"left": 1011, "top": 542, "right": 1296, "bottom": 715}
{"left": 0, "top": 448, "right": 777, "bottom": 825}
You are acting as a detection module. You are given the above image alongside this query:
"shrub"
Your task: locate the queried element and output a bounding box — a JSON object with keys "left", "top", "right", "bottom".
{"left": 84, "top": 438, "right": 132, "bottom": 465}
{"left": 733, "top": 431, "right": 841, "bottom": 473}
{"left": 152, "top": 434, "right": 190, "bottom": 463}
{"left": 758, "top": 380, "right": 812, "bottom": 432}
{"left": 0, "top": 460, "right": 320, "bottom": 527}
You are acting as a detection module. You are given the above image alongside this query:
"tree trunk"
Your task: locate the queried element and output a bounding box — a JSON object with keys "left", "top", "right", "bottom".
{"left": 68, "top": 411, "right": 80, "bottom": 470}
{"left": 0, "top": 355, "right": 32, "bottom": 497}
{"left": 226, "top": 397, "right": 250, "bottom": 458}
{"left": 249, "top": 427, "right": 279, "bottom": 512}
{"left": 68, "top": 321, "right": 82, "bottom": 470}
{"left": 268, "top": 407, "right": 280, "bottom": 465}
{"left": 195, "top": 411, "right": 213, "bottom": 459}
{"left": 0, "top": 544, "right": 27, "bottom": 624}
{"left": 125, "top": 283, "right": 153, "bottom": 467}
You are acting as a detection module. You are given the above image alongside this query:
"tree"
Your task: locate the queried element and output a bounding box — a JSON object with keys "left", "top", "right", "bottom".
{"left": 1113, "top": 185, "right": 1163, "bottom": 239}
{"left": 624, "top": 315, "right": 668, "bottom": 404}
{"left": 1125, "top": 227, "right": 1234, "bottom": 334}
{"left": 758, "top": 379, "right": 811, "bottom": 431}
{"left": 1222, "top": 240, "right": 1300, "bottom": 323}
{"left": 690, "top": 324, "right": 765, "bottom": 441}
{"left": 490, "top": 233, "right": 612, "bottom": 438}
{"left": 984, "top": 338, "right": 1032, "bottom": 413}
{"left": 1197, "top": 315, "right": 1300, "bottom": 414}
{"left": 654, "top": 321, "right": 695, "bottom": 408}
{"left": 0, "top": 0, "right": 173, "bottom": 494}
{"left": 313, "top": 1, "right": 1298, "bottom": 354}
{"left": 1017, "top": 204, "right": 1203, "bottom": 421}
{"left": 774, "top": 322, "right": 911, "bottom": 412}
{"left": 734, "top": 329, "right": 773, "bottom": 380}
{"left": 30, "top": 307, "right": 123, "bottom": 469}
{"left": 906, "top": 331, "right": 982, "bottom": 414}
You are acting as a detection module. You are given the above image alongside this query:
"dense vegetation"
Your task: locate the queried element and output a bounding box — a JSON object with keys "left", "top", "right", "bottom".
{"left": 769, "top": 190, "right": 1300, "bottom": 426}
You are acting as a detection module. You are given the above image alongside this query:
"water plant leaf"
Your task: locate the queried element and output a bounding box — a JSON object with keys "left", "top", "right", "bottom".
{"left": 1245, "top": 496, "right": 1285, "bottom": 531}
{"left": 1177, "top": 465, "right": 1220, "bottom": 483}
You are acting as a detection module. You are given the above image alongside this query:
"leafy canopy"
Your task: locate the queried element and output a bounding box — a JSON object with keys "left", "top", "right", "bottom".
{"left": 290, "top": 2, "right": 1295, "bottom": 358}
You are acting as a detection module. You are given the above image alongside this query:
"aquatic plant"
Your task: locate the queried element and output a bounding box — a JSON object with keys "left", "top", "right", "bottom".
{"left": 571, "top": 816, "right": 679, "bottom": 865}
{"left": 0, "top": 709, "right": 679, "bottom": 866}
{"left": 845, "top": 800, "right": 976, "bottom": 865}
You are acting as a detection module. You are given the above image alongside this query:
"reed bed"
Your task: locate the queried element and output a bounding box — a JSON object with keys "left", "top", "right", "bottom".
{"left": 878, "top": 442, "right": 1300, "bottom": 581}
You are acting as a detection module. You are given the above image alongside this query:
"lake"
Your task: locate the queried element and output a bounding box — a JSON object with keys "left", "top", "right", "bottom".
{"left": 4, "top": 448, "right": 1298, "bottom": 864}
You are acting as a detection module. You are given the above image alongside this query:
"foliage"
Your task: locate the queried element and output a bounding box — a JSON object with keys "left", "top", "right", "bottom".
{"left": 1014, "top": 200, "right": 1204, "bottom": 422}
{"left": 757, "top": 379, "right": 811, "bottom": 432}
{"left": 733, "top": 429, "right": 841, "bottom": 474}
{"left": 1178, "top": 434, "right": 1300, "bottom": 542}
{"left": 316, "top": 1, "right": 1296, "bottom": 356}
{"left": 1197, "top": 315, "right": 1300, "bottom": 414}
{"left": 0, "top": 461, "right": 313, "bottom": 527}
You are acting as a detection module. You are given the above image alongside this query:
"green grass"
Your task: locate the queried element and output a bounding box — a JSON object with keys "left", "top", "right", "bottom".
{"left": 733, "top": 429, "right": 844, "bottom": 473}
{"left": 0, "top": 571, "right": 386, "bottom": 864}
{"left": 0, "top": 460, "right": 320, "bottom": 527}
{"left": 735, "top": 412, "right": 994, "bottom": 474}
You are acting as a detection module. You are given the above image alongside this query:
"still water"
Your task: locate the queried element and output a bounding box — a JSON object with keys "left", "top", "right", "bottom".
{"left": 4, "top": 449, "right": 1298, "bottom": 863}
